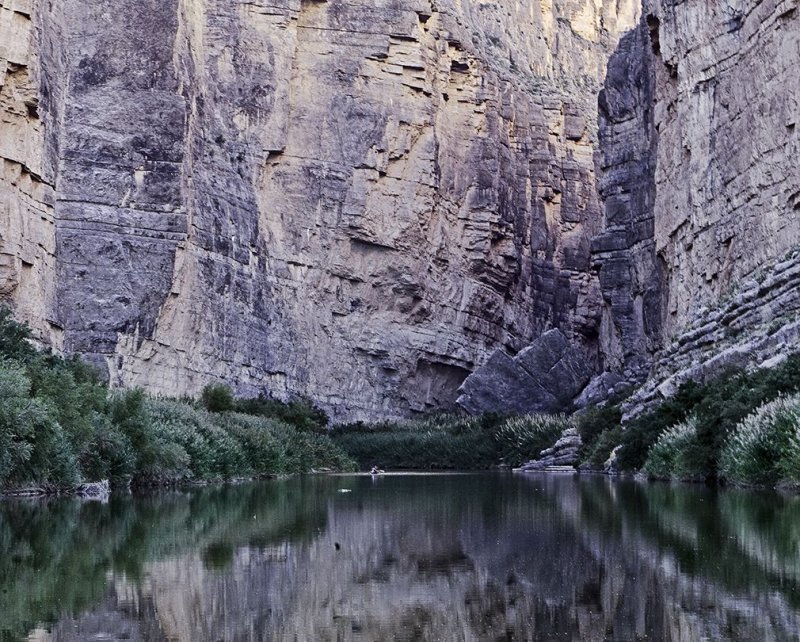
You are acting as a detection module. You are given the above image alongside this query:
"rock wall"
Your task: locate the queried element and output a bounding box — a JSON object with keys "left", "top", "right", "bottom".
{"left": 592, "top": 0, "right": 800, "bottom": 404}
{"left": 0, "top": 0, "right": 639, "bottom": 420}
{"left": 0, "top": 0, "right": 64, "bottom": 346}
{"left": 3, "top": 0, "right": 798, "bottom": 419}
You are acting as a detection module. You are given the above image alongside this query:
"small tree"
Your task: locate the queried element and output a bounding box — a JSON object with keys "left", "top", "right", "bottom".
{"left": 201, "top": 383, "right": 234, "bottom": 413}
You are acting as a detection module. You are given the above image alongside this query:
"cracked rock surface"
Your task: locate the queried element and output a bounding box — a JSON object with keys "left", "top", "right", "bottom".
{"left": 1, "top": 0, "right": 638, "bottom": 420}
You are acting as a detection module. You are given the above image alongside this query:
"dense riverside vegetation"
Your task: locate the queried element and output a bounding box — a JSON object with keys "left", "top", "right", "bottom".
{"left": 330, "top": 356, "right": 800, "bottom": 486}
{"left": 330, "top": 413, "right": 571, "bottom": 470}
{"left": 581, "top": 356, "right": 800, "bottom": 486}
{"left": 2, "top": 306, "right": 800, "bottom": 490}
{"left": 0, "top": 310, "right": 355, "bottom": 492}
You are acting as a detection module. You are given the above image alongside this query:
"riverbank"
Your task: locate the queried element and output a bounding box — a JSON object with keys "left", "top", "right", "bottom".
{"left": 328, "top": 355, "right": 800, "bottom": 491}
{"left": 0, "top": 309, "right": 356, "bottom": 496}
{"left": 3, "top": 306, "right": 800, "bottom": 495}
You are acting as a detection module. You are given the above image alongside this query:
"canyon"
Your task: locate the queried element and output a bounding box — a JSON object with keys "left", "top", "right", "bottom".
{"left": 1, "top": 0, "right": 798, "bottom": 420}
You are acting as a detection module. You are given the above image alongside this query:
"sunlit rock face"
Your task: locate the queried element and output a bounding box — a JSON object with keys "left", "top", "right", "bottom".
{"left": 0, "top": 0, "right": 64, "bottom": 346}
{"left": 4, "top": 0, "right": 798, "bottom": 418}
{"left": 0, "top": 0, "right": 638, "bottom": 420}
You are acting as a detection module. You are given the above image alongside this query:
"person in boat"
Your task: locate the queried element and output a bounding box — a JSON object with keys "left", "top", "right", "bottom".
{"left": 370, "top": 466, "right": 384, "bottom": 475}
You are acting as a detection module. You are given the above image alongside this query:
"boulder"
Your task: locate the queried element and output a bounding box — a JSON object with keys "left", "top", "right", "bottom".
{"left": 457, "top": 330, "right": 593, "bottom": 415}
{"left": 515, "top": 428, "right": 583, "bottom": 472}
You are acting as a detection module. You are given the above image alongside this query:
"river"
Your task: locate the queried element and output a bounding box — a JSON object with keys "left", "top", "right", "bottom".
{"left": 1, "top": 473, "right": 799, "bottom": 641}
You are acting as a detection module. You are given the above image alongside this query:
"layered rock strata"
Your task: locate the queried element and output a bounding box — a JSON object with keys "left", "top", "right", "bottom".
{"left": 0, "top": 0, "right": 639, "bottom": 420}
{"left": 588, "top": 0, "right": 800, "bottom": 405}
{"left": 623, "top": 248, "right": 800, "bottom": 419}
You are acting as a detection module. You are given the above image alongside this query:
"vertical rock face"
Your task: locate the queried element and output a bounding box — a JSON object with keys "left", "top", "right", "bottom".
{"left": 0, "top": 0, "right": 63, "bottom": 345}
{"left": 3, "top": 0, "right": 798, "bottom": 418}
{"left": 1, "top": 0, "right": 638, "bottom": 419}
{"left": 592, "top": 19, "right": 661, "bottom": 379}
{"left": 593, "top": 0, "right": 800, "bottom": 404}
{"left": 645, "top": 0, "right": 800, "bottom": 336}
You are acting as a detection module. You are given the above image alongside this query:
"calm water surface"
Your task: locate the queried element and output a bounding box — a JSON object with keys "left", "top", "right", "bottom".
{"left": 2, "top": 473, "right": 800, "bottom": 641}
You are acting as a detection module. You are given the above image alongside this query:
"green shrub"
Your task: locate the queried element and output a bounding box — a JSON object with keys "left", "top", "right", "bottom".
{"left": 576, "top": 404, "right": 622, "bottom": 460}
{"left": 643, "top": 417, "right": 703, "bottom": 480}
{"left": 146, "top": 400, "right": 247, "bottom": 481}
{"left": 0, "top": 307, "right": 36, "bottom": 362}
{"left": 720, "top": 395, "right": 800, "bottom": 485}
{"left": 0, "top": 359, "right": 80, "bottom": 487}
{"left": 214, "top": 413, "right": 286, "bottom": 474}
{"left": 0, "top": 310, "right": 356, "bottom": 490}
{"left": 235, "top": 395, "right": 329, "bottom": 432}
{"left": 583, "top": 426, "right": 623, "bottom": 468}
{"left": 201, "top": 383, "right": 234, "bottom": 413}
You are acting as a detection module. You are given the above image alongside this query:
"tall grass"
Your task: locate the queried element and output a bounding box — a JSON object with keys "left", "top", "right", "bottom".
{"left": 495, "top": 414, "right": 572, "bottom": 467}
{"left": 720, "top": 395, "right": 800, "bottom": 486}
{"left": 586, "top": 355, "right": 800, "bottom": 480}
{"left": 643, "top": 417, "right": 703, "bottom": 480}
{"left": 332, "top": 413, "right": 571, "bottom": 470}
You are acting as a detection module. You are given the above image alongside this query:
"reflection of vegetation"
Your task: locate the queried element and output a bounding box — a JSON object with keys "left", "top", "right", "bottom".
{"left": 0, "top": 309, "right": 354, "bottom": 491}
{"left": 0, "top": 480, "right": 331, "bottom": 639}
{"left": 331, "top": 414, "right": 569, "bottom": 470}
{"left": 571, "top": 478, "right": 800, "bottom": 609}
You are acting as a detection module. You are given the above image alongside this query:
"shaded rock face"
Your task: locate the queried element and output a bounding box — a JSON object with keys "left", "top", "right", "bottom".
{"left": 1, "top": 0, "right": 639, "bottom": 420}
{"left": 593, "top": 0, "right": 800, "bottom": 403}
{"left": 457, "top": 329, "right": 592, "bottom": 415}
{"left": 592, "top": 18, "right": 661, "bottom": 379}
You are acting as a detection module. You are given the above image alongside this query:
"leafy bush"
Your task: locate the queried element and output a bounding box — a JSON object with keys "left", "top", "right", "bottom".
{"left": 720, "top": 395, "right": 800, "bottom": 485}
{"left": 201, "top": 383, "right": 234, "bottom": 413}
{"left": 576, "top": 404, "right": 622, "bottom": 461}
{"left": 235, "top": 395, "right": 329, "bottom": 432}
{"left": 643, "top": 417, "right": 703, "bottom": 480}
{"left": 0, "top": 307, "right": 36, "bottom": 362}
{"left": 583, "top": 426, "right": 623, "bottom": 469}
{"left": 0, "top": 359, "right": 79, "bottom": 487}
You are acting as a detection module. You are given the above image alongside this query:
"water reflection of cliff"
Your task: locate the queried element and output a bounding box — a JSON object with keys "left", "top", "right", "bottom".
{"left": 3, "top": 475, "right": 800, "bottom": 641}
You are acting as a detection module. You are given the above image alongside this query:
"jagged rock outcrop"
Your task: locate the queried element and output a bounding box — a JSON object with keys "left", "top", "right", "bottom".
{"left": 515, "top": 426, "right": 582, "bottom": 471}
{"left": 457, "top": 329, "right": 592, "bottom": 415}
{"left": 0, "top": 0, "right": 640, "bottom": 420}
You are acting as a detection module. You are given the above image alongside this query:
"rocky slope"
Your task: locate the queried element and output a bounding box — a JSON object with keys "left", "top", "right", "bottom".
{"left": 1, "top": 0, "right": 798, "bottom": 419}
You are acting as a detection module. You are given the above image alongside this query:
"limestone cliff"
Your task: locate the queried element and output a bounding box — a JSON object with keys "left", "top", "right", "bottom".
{"left": 2, "top": 0, "right": 799, "bottom": 419}
{"left": 592, "top": 0, "right": 800, "bottom": 413}
{"left": 1, "top": 0, "right": 638, "bottom": 419}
